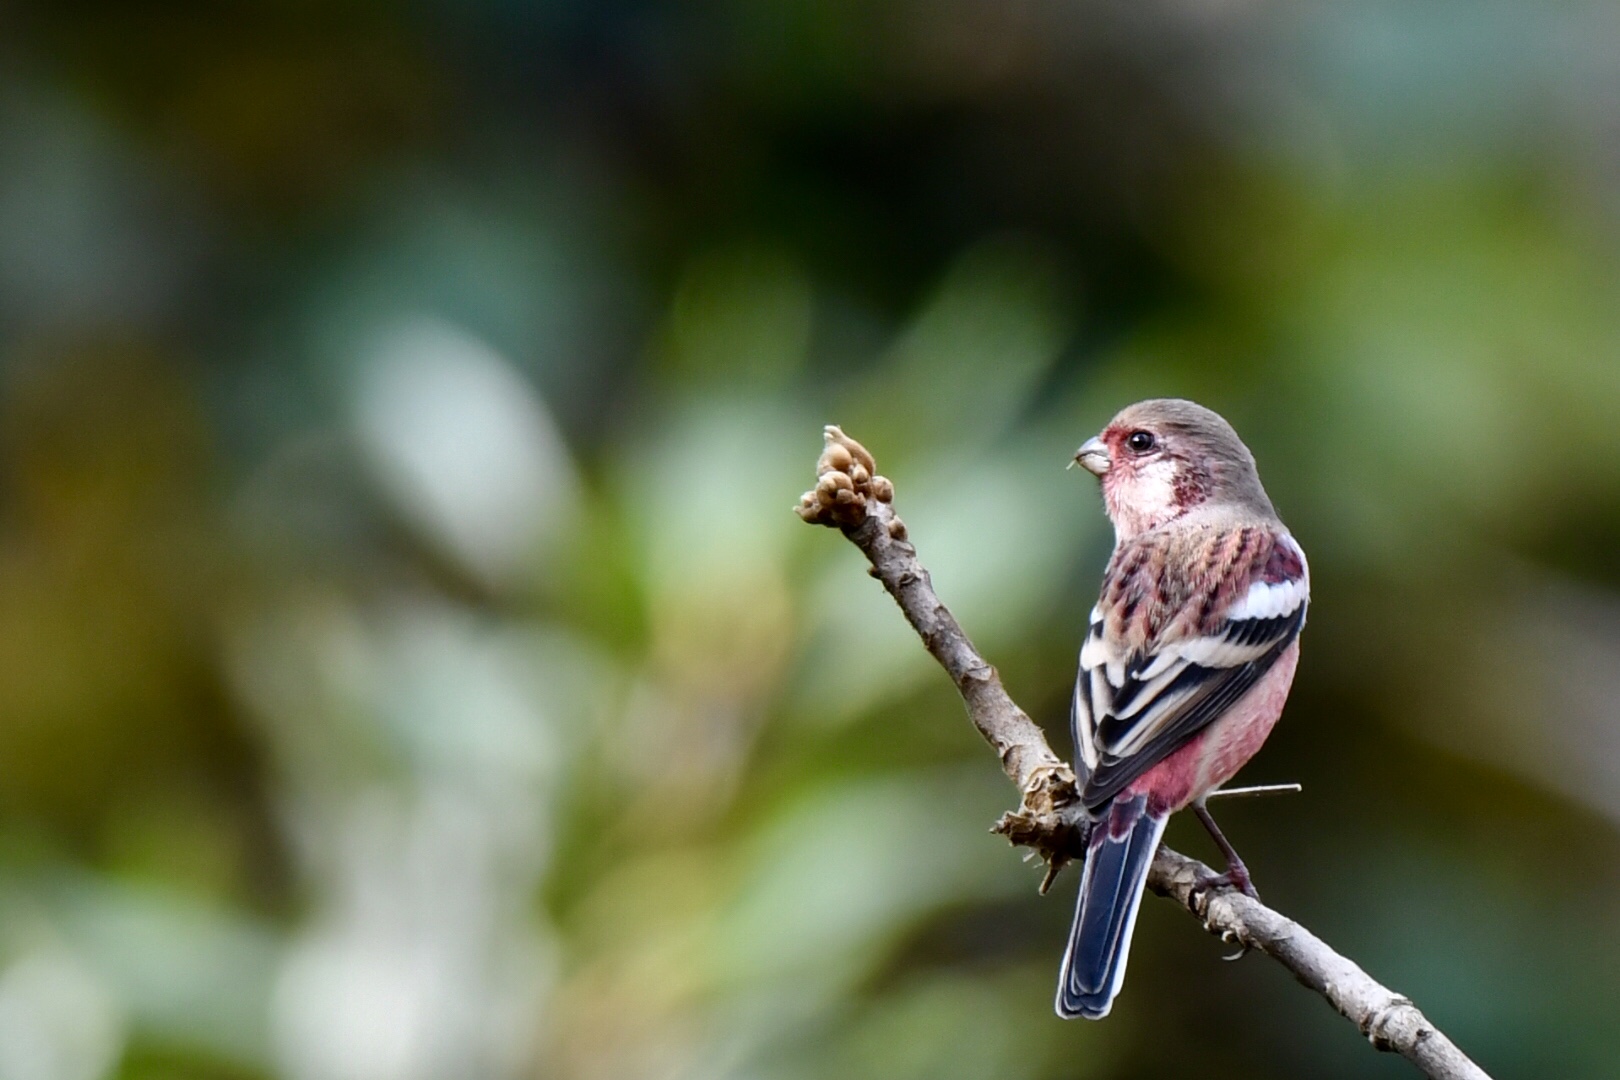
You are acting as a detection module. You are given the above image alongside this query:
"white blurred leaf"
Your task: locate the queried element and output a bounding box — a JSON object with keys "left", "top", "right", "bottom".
{"left": 352, "top": 317, "right": 580, "bottom": 588}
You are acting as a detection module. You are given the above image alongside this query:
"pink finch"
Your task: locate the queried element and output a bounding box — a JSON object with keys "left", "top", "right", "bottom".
{"left": 1058, "top": 399, "right": 1309, "bottom": 1020}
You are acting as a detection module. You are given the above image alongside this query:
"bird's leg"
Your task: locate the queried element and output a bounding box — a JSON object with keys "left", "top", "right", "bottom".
{"left": 1192, "top": 801, "right": 1259, "bottom": 901}
{"left": 1190, "top": 800, "right": 1260, "bottom": 961}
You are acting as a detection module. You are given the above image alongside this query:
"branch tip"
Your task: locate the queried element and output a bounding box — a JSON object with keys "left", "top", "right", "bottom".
{"left": 795, "top": 425, "right": 894, "bottom": 528}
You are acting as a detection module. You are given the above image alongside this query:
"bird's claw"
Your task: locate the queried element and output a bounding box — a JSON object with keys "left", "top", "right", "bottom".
{"left": 1193, "top": 866, "right": 1261, "bottom": 903}
{"left": 1193, "top": 874, "right": 1256, "bottom": 961}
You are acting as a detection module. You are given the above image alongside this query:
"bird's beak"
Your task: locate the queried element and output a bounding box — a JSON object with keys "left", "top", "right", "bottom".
{"left": 1072, "top": 436, "right": 1110, "bottom": 476}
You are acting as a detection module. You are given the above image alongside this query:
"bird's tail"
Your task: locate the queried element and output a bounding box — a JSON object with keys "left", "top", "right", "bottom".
{"left": 1055, "top": 793, "right": 1167, "bottom": 1020}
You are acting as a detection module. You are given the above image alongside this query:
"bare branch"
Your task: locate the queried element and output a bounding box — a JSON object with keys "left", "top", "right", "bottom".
{"left": 797, "top": 425, "right": 1492, "bottom": 1080}
{"left": 1151, "top": 849, "right": 1490, "bottom": 1080}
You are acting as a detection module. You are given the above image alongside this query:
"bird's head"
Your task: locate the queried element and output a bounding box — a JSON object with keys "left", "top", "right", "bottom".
{"left": 1073, "top": 398, "right": 1277, "bottom": 541}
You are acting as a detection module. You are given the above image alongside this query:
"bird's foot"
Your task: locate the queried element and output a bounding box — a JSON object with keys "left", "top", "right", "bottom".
{"left": 1195, "top": 862, "right": 1260, "bottom": 902}
{"left": 1191, "top": 862, "right": 1258, "bottom": 961}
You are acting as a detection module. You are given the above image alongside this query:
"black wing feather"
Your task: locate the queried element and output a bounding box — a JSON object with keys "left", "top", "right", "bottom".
{"left": 1076, "top": 602, "right": 1305, "bottom": 812}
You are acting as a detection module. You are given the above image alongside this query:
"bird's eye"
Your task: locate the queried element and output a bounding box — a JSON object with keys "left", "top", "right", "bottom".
{"left": 1125, "top": 430, "right": 1157, "bottom": 454}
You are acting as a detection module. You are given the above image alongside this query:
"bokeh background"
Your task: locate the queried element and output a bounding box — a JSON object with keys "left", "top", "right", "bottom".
{"left": 2, "top": 1, "right": 1620, "bottom": 1078}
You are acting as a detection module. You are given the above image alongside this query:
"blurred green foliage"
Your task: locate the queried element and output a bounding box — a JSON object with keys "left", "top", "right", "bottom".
{"left": 1, "top": 2, "right": 1620, "bottom": 1078}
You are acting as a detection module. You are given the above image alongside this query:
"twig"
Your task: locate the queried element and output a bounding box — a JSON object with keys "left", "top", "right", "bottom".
{"left": 1207, "top": 782, "right": 1303, "bottom": 800}
{"left": 796, "top": 425, "right": 1491, "bottom": 1080}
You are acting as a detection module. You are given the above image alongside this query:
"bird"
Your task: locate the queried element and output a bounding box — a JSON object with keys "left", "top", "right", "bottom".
{"left": 1057, "top": 398, "right": 1309, "bottom": 1020}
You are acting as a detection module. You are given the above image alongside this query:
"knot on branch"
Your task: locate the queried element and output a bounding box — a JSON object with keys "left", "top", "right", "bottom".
{"left": 795, "top": 425, "right": 895, "bottom": 529}
{"left": 1363, "top": 996, "right": 1423, "bottom": 1051}
{"left": 960, "top": 660, "right": 994, "bottom": 685}
{"left": 991, "top": 763, "right": 1085, "bottom": 892}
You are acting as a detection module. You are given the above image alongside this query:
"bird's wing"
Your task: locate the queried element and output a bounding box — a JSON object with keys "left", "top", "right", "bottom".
{"left": 1071, "top": 526, "right": 1308, "bottom": 811}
